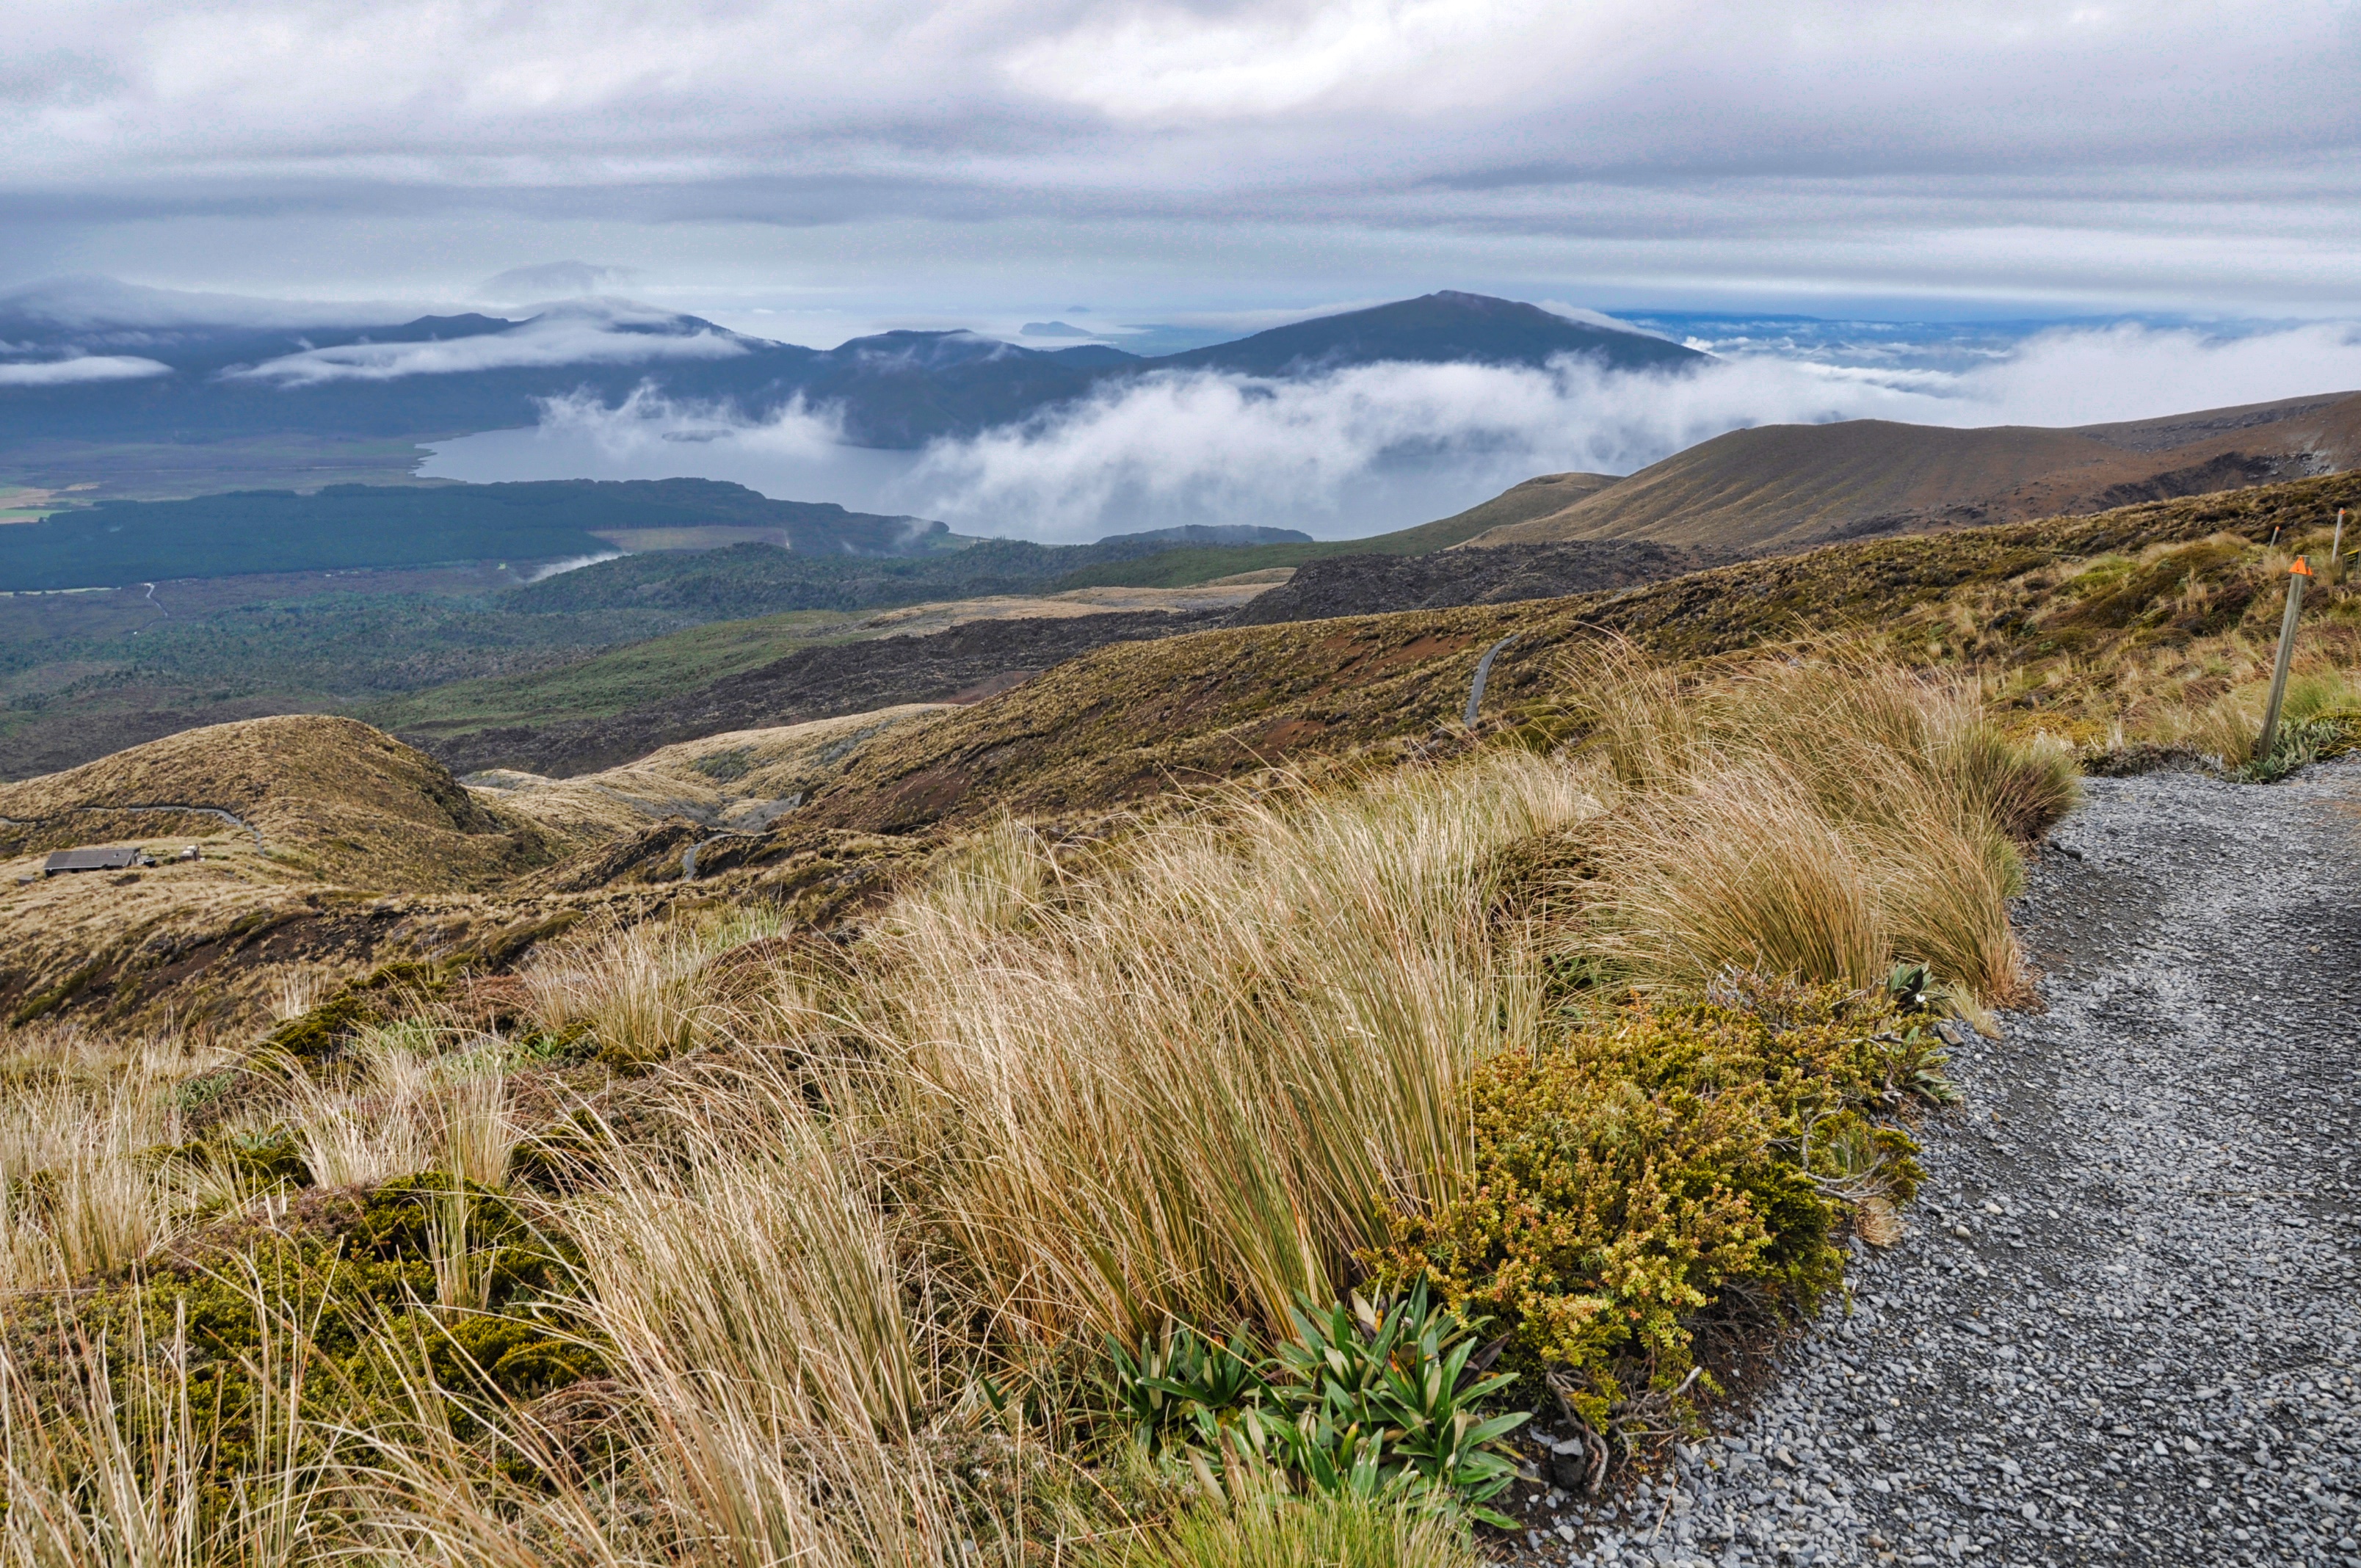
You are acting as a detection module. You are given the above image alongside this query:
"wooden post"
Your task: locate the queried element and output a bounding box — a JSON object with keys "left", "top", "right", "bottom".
{"left": 2332, "top": 509, "right": 2348, "bottom": 585}
{"left": 2256, "top": 557, "right": 2314, "bottom": 762}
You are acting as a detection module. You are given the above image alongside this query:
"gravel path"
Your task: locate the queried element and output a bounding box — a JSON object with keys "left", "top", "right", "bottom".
{"left": 1514, "top": 756, "right": 2361, "bottom": 1567}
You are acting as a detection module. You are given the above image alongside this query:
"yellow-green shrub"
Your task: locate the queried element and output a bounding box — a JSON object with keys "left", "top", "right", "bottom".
{"left": 1363, "top": 982, "right": 1929, "bottom": 1426}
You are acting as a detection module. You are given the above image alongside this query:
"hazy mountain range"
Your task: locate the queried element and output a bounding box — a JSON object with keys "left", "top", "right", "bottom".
{"left": 0, "top": 283, "right": 1702, "bottom": 451}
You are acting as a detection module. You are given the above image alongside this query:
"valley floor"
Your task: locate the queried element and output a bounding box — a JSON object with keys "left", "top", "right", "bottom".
{"left": 1510, "top": 758, "right": 2361, "bottom": 1568}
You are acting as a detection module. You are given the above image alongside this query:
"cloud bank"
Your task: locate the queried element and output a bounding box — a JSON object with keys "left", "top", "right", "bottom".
{"left": 0, "top": 354, "right": 173, "bottom": 385}
{"left": 436, "top": 321, "right": 2361, "bottom": 542}
{"left": 228, "top": 308, "right": 748, "bottom": 386}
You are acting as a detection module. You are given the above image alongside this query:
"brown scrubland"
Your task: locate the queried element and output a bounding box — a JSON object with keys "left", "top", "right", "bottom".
{"left": 0, "top": 471, "right": 2354, "bottom": 1565}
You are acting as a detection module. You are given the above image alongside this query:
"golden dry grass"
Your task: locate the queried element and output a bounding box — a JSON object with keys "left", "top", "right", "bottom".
{"left": 863, "top": 751, "right": 1592, "bottom": 1348}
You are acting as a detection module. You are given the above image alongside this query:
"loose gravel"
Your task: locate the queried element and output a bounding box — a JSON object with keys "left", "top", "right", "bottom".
{"left": 1504, "top": 755, "right": 2361, "bottom": 1567}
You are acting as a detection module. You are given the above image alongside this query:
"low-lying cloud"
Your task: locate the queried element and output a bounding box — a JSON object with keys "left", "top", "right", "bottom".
{"left": 228, "top": 307, "right": 747, "bottom": 387}
{"left": 0, "top": 353, "right": 172, "bottom": 385}
{"left": 429, "top": 320, "right": 2361, "bottom": 542}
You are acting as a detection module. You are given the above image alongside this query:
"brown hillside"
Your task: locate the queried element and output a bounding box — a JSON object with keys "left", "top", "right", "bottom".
{"left": 1374, "top": 469, "right": 1622, "bottom": 549}
{"left": 0, "top": 709, "right": 940, "bottom": 1035}
{"left": 1468, "top": 391, "right": 2361, "bottom": 551}
{"left": 10, "top": 471, "right": 2357, "bottom": 1036}
{"left": 786, "top": 471, "right": 2361, "bottom": 834}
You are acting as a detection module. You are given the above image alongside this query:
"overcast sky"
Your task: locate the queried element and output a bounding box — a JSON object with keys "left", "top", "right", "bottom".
{"left": 4, "top": 1, "right": 2358, "bottom": 338}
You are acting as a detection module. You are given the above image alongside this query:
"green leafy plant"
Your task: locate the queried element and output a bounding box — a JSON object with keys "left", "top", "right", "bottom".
{"left": 1363, "top": 981, "right": 1932, "bottom": 1459}
{"left": 1105, "top": 1285, "right": 1528, "bottom": 1527}
{"left": 1106, "top": 1321, "right": 1274, "bottom": 1447}
{"left": 1274, "top": 1285, "right": 1526, "bottom": 1526}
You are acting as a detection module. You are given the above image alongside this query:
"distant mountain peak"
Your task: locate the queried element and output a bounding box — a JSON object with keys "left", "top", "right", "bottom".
{"left": 1146, "top": 291, "right": 1705, "bottom": 377}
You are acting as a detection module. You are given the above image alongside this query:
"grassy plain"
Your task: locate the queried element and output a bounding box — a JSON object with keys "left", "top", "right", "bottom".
{"left": 366, "top": 582, "right": 1277, "bottom": 742}
{"left": 363, "top": 609, "right": 864, "bottom": 733}
{"left": 0, "top": 434, "right": 446, "bottom": 504}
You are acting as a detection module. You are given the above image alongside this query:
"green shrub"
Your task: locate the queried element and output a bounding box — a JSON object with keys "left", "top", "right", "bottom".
{"left": 142, "top": 1125, "right": 313, "bottom": 1187}
{"left": 1361, "top": 981, "right": 1930, "bottom": 1435}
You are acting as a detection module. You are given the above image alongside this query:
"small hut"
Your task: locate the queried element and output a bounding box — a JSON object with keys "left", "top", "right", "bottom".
{"left": 41, "top": 846, "right": 153, "bottom": 877}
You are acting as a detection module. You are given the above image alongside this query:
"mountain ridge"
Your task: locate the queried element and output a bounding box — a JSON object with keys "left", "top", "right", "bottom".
{"left": 0, "top": 287, "right": 1705, "bottom": 460}
{"left": 1467, "top": 391, "right": 2361, "bottom": 551}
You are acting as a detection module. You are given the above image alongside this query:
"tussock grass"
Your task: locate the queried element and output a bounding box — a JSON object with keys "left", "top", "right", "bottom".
{"left": 1563, "top": 645, "right": 2072, "bottom": 1002}
{"left": 0, "top": 1030, "right": 239, "bottom": 1291}
{"left": 518, "top": 907, "right": 786, "bottom": 1066}
{"left": 280, "top": 1026, "right": 513, "bottom": 1191}
{"left": 868, "top": 752, "right": 1592, "bottom": 1346}
{"left": 569, "top": 1083, "right": 924, "bottom": 1440}
{"left": 1607, "top": 762, "right": 1888, "bottom": 992}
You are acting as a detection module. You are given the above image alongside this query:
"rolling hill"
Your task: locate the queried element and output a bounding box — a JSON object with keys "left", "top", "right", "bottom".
{"left": 0, "top": 714, "right": 556, "bottom": 891}
{"left": 1466, "top": 391, "right": 2361, "bottom": 551}
{"left": 1042, "top": 470, "right": 1622, "bottom": 589}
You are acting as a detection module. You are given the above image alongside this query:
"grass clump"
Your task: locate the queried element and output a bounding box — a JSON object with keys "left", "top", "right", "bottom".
{"left": 869, "top": 750, "right": 1592, "bottom": 1349}
{"left": 1560, "top": 647, "right": 2072, "bottom": 1003}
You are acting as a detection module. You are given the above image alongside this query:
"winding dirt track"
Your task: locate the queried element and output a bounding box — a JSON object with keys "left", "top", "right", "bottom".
{"left": 1515, "top": 757, "right": 2361, "bottom": 1567}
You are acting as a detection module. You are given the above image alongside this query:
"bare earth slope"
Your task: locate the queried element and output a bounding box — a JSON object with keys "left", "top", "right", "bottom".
{"left": 1471, "top": 391, "right": 2361, "bottom": 552}
{"left": 1517, "top": 757, "right": 2361, "bottom": 1567}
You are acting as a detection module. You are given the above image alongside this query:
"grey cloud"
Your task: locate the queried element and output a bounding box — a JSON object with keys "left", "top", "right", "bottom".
{"left": 430, "top": 321, "right": 2361, "bottom": 542}
{"left": 0, "top": 274, "right": 423, "bottom": 329}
